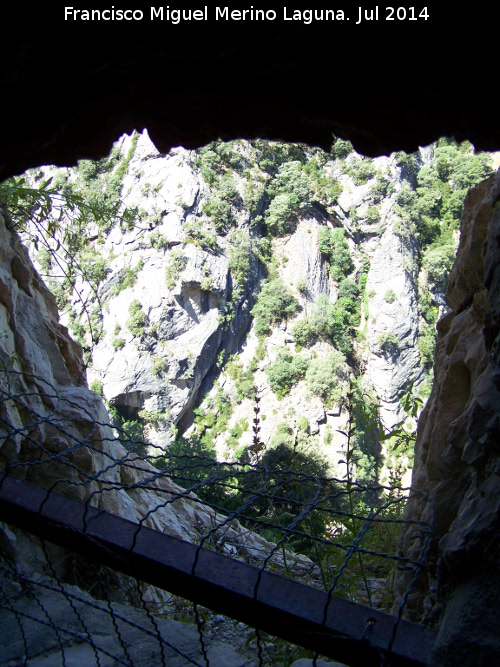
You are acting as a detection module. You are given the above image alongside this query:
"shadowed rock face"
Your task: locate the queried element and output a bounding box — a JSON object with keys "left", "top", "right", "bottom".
{"left": 393, "top": 171, "right": 500, "bottom": 665}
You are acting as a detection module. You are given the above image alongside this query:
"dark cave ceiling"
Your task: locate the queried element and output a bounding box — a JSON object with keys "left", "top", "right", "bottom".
{"left": 2, "top": 4, "right": 499, "bottom": 180}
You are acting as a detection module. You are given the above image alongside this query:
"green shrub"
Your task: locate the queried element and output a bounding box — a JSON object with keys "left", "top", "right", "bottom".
{"left": 296, "top": 277, "right": 308, "bottom": 294}
{"left": 370, "top": 175, "right": 394, "bottom": 203}
{"left": 313, "top": 296, "right": 350, "bottom": 351}
{"left": 348, "top": 206, "right": 358, "bottom": 224}
{"left": 292, "top": 318, "right": 316, "bottom": 346}
{"left": 149, "top": 231, "right": 170, "bottom": 250}
{"left": 418, "top": 324, "right": 436, "bottom": 368}
{"left": 414, "top": 187, "right": 441, "bottom": 217}
{"left": 79, "top": 248, "right": 109, "bottom": 286}
{"left": 200, "top": 275, "right": 213, "bottom": 292}
{"left": 165, "top": 249, "right": 187, "bottom": 289}
{"left": 346, "top": 156, "right": 376, "bottom": 185}
{"left": 121, "top": 419, "right": 145, "bottom": 453}
{"left": 331, "top": 138, "right": 353, "bottom": 159}
{"left": 378, "top": 332, "right": 399, "bottom": 353}
{"left": 90, "top": 379, "right": 104, "bottom": 395}
{"left": 226, "top": 356, "right": 257, "bottom": 401}
{"left": 183, "top": 219, "right": 217, "bottom": 251}
{"left": 213, "top": 174, "right": 240, "bottom": 205}
{"left": 126, "top": 300, "right": 146, "bottom": 337}
{"left": 138, "top": 409, "right": 168, "bottom": 428}
{"left": 338, "top": 279, "right": 360, "bottom": 300}
{"left": 190, "top": 387, "right": 235, "bottom": 452}
{"left": 198, "top": 142, "right": 243, "bottom": 186}
{"left": 318, "top": 227, "right": 354, "bottom": 281}
{"left": 202, "top": 196, "right": 234, "bottom": 233}
{"left": 384, "top": 289, "right": 396, "bottom": 304}
{"left": 265, "top": 161, "right": 314, "bottom": 235}
{"left": 269, "top": 422, "right": 294, "bottom": 449}
{"left": 226, "top": 418, "right": 249, "bottom": 450}
{"left": 152, "top": 355, "right": 168, "bottom": 376}
{"left": 265, "top": 348, "right": 310, "bottom": 398}
{"left": 112, "top": 259, "right": 144, "bottom": 295}
{"left": 199, "top": 148, "right": 219, "bottom": 184}
{"left": 112, "top": 337, "right": 125, "bottom": 350}
{"left": 297, "top": 415, "right": 309, "bottom": 432}
{"left": 324, "top": 180, "right": 343, "bottom": 204}
{"left": 215, "top": 142, "right": 243, "bottom": 170}
{"left": 305, "top": 350, "right": 345, "bottom": 402}
{"left": 251, "top": 279, "right": 298, "bottom": 336}
{"left": 273, "top": 161, "right": 313, "bottom": 201}
{"left": 422, "top": 244, "right": 456, "bottom": 291}
{"left": 291, "top": 295, "right": 356, "bottom": 356}
{"left": 266, "top": 193, "right": 299, "bottom": 236}
{"left": 77, "top": 159, "right": 99, "bottom": 182}
{"left": 228, "top": 231, "right": 253, "bottom": 287}
{"left": 394, "top": 151, "right": 416, "bottom": 170}
{"left": 365, "top": 206, "right": 381, "bottom": 225}
{"left": 36, "top": 246, "right": 52, "bottom": 272}
{"left": 318, "top": 226, "right": 335, "bottom": 256}
{"left": 68, "top": 311, "right": 86, "bottom": 344}
{"left": 51, "top": 283, "right": 69, "bottom": 311}
{"left": 242, "top": 176, "right": 265, "bottom": 216}
{"left": 396, "top": 182, "right": 417, "bottom": 208}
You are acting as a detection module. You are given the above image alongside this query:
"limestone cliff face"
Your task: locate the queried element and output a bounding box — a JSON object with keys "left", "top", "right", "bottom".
{"left": 335, "top": 152, "right": 424, "bottom": 429}
{"left": 393, "top": 170, "right": 500, "bottom": 665}
{"left": 21, "top": 133, "right": 429, "bottom": 468}
{"left": 19, "top": 134, "right": 498, "bottom": 515}
{"left": 3, "top": 134, "right": 500, "bottom": 663}
{"left": 77, "top": 132, "right": 261, "bottom": 447}
{"left": 0, "top": 209, "right": 313, "bottom": 579}
{"left": 363, "top": 216, "right": 422, "bottom": 427}
{"left": 0, "top": 206, "right": 317, "bottom": 665}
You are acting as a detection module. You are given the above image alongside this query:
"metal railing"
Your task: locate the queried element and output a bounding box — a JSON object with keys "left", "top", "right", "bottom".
{"left": 0, "top": 359, "right": 435, "bottom": 666}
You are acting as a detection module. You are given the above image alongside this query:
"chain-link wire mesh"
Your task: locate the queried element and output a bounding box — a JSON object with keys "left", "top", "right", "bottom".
{"left": 0, "top": 357, "right": 434, "bottom": 666}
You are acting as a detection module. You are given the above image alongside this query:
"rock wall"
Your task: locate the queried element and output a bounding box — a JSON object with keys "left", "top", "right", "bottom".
{"left": 36, "top": 134, "right": 429, "bottom": 455}
{"left": 81, "top": 132, "right": 261, "bottom": 445}
{"left": 0, "top": 204, "right": 322, "bottom": 664}
{"left": 3, "top": 137, "right": 500, "bottom": 663}
{"left": 363, "top": 212, "right": 422, "bottom": 428}
{"left": 393, "top": 170, "right": 500, "bottom": 665}
{"left": 0, "top": 207, "right": 314, "bottom": 577}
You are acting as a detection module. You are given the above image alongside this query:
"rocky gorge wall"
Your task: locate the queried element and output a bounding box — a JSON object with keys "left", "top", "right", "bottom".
{"left": 0, "top": 205, "right": 320, "bottom": 665}
{"left": 0, "top": 202, "right": 314, "bottom": 580}
{"left": 394, "top": 170, "right": 500, "bottom": 665}
{"left": 19, "top": 130, "right": 442, "bottom": 486}
{"left": 3, "top": 132, "right": 500, "bottom": 664}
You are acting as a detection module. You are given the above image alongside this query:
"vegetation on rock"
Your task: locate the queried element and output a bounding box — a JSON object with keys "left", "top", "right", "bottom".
{"left": 3, "top": 131, "right": 494, "bottom": 501}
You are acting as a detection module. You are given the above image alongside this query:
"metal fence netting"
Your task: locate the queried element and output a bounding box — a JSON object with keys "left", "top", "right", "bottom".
{"left": 0, "top": 358, "right": 435, "bottom": 666}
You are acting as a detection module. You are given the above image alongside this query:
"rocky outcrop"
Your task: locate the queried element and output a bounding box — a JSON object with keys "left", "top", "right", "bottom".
{"left": 335, "top": 151, "right": 424, "bottom": 428}
{"left": 15, "top": 134, "right": 436, "bottom": 491}
{"left": 0, "top": 582, "right": 252, "bottom": 667}
{"left": 4, "top": 128, "right": 500, "bottom": 663}
{"left": 0, "top": 202, "right": 323, "bottom": 663}
{"left": 52, "top": 131, "right": 262, "bottom": 447}
{"left": 364, "top": 225, "right": 422, "bottom": 427}
{"left": 0, "top": 206, "right": 316, "bottom": 572}
{"left": 393, "top": 170, "right": 500, "bottom": 665}
{"left": 90, "top": 137, "right": 427, "bottom": 448}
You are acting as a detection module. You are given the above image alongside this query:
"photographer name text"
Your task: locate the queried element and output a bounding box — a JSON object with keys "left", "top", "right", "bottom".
{"left": 63, "top": 6, "right": 430, "bottom": 25}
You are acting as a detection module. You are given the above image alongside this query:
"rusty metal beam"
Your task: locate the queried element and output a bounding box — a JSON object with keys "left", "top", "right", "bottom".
{"left": 0, "top": 474, "right": 435, "bottom": 666}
